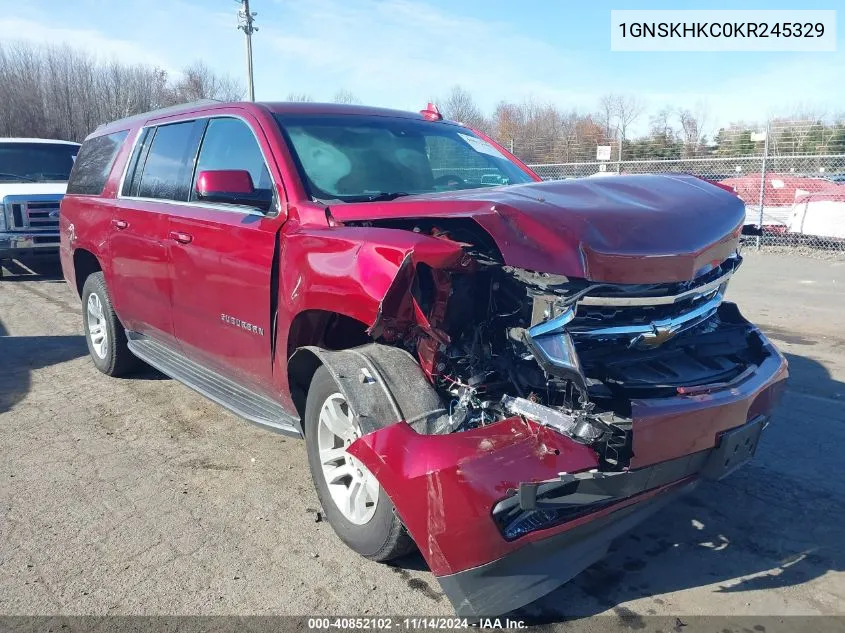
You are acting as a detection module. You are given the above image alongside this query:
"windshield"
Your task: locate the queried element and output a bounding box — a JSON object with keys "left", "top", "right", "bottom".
{"left": 274, "top": 114, "right": 533, "bottom": 202}
{"left": 0, "top": 142, "right": 79, "bottom": 183}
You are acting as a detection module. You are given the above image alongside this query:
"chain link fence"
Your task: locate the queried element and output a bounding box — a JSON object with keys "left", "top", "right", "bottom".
{"left": 526, "top": 153, "right": 845, "bottom": 252}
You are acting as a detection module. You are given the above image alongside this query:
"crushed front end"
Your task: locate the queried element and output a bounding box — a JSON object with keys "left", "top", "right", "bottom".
{"left": 342, "top": 220, "right": 786, "bottom": 617}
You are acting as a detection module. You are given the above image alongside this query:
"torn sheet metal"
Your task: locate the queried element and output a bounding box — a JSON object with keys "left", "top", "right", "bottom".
{"left": 346, "top": 417, "right": 599, "bottom": 577}
{"left": 277, "top": 225, "right": 466, "bottom": 344}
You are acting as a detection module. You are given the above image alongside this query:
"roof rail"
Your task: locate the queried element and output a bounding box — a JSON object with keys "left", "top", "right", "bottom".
{"left": 93, "top": 99, "right": 224, "bottom": 132}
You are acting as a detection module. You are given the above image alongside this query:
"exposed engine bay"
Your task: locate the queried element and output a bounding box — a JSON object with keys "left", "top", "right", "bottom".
{"left": 358, "top": 219, "right": 770, "bottom": 470}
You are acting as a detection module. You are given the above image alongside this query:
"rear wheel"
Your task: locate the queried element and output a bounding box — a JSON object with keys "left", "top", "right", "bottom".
{"left": 304, "top": 366, "right": 415, "bottom": 561}
{"left": 81, "top": 272, "right": 139, "bottom": 376}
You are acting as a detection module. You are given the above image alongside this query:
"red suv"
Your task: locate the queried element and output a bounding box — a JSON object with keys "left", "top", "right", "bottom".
{"left": 60, "top": 100, "right": 787, "bottom": 617}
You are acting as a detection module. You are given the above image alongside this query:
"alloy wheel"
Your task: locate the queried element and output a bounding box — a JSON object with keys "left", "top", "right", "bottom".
{"left": 317, "top": 392, "right": 379, "bottom": 525}
{"left": 86, "top": 292, "right": 108, "bottom": 359}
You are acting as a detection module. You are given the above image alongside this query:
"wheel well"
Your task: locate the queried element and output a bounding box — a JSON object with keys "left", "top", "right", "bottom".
{"left": 286, "top": 310, "right": 370, "bottom": 422}
{"left": 73, "top": 249, "right": 102, "bottom": 297}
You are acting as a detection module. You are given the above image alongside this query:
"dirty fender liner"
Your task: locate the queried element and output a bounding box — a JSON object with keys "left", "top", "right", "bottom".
{"left": 438, "top": 479, "right": 697, "bottom": 618}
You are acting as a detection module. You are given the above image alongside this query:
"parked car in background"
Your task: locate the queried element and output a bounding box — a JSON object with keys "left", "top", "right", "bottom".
{"left": 0, "top": 138, "right": 80, "bottom": 276}
{"left": 719, "top": 173, "right": 842, "bottom": 229}
{"left": 789, "top": 189, "right": 845, "bottom": 240}
{"left": 60, "top": 100, "right": 787, "bottom": 617}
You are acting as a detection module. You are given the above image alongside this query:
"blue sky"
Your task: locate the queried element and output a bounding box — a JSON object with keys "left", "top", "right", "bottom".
{"left": 0, "top": 0, "right": 841, "bottom": 136}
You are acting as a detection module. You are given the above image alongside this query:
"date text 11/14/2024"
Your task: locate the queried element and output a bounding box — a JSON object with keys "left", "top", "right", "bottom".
{"left": 306, "top": 617, "right": 527, "bottom": 629}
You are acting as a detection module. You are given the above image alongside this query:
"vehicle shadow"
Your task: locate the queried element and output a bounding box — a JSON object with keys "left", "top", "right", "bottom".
{"left": 0, "top": 333, "right": 89, "bottom": 414}
{"left": 510, "top": 350, "right": 845, "bottom": 622}
{"left": 0, "top": 257, "right": 64, "bottom": 281}
{"left": 0, "top": 260, "right": 169, "bottom": 383}
{"left": 1, "top": 261, "right": 88, "bottom": 414}
{"left": 130, "top": 365, "right": 170, "bottom": 381}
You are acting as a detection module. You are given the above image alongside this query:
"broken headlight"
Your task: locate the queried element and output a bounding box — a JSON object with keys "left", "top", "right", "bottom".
{"left": 520, "top": 303, "right": 588, "bottom": 395}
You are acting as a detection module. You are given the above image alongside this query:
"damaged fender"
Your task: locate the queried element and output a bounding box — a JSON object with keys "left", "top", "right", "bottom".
{"left": 277, "top": 226, "right": 468, "bottom": 411}
{"left": 279, "top": 226, "right": 467, "bottom": 334}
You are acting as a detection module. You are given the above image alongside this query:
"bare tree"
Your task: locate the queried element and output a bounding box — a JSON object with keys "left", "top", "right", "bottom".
{"left": 285, "top": 92, "right": 315, "bottom": 102}
{"left": 488, "top": 97, "right": 619, "bottom": 164}
{"left": 614, "top": 95, "right": 644, "bottom": 144}
{"left": 678, "top": 101, "right": 710, "bottom": 157}
{"left": 439, "top": 85, "right": 488, "bottom": 131}
{"left": 492, "top": 101, "right": 523, "bottom": 151}
{"left": 771, "top": 107, "right": 827, "bottom": 155}
{"left": 332, "top": 89, "right": 360, "bottom": 104}
{"left": 0, "top": 42, "right": 49, "bottom": 138}
{"left": 6, "top": 39, "right": 842, "bottom": 164}
{"left": 596, "top": 94, "right": 643, "bottom": 160}
{"left": 597, "top": 94, "right": 619, "bottom": 140}
{"left": 0, "top": 41, "right": 244, "bottom": 142}
{"left": 649, "top": 108, "right": 676, "bottom": 137}
{"left": 171, "top": 61, "right": 244, "bottom": 103}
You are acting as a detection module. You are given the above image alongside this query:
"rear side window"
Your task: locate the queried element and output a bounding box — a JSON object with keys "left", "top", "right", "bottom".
{"left": 137, "top": 121, "right": 203, "bottom": 202}
{"left": 66, "top": 131, "right": 128, "bottom": 195}
{"left": 121, "top": 128, "right": 154, "bottom": 197}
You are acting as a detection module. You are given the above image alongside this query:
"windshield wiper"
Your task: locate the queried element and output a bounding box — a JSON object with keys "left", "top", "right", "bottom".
{"left": 35, "top": 173, "right": 70, "bottom": 181}
{"left": 362, "top": 192, "right": 411, "bottom": 202}
{"left": 0, "top": 173, "right": 36, "bottom": 182}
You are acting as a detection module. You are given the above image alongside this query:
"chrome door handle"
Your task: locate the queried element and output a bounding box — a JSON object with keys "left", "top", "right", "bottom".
{"left": 113, "top": 219, "right": 129, "bottom": 230}
{"left": 169, "top": 231, "right": 193, "bottom": 244}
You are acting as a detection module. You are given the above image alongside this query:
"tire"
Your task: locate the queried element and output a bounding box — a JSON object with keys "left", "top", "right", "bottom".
{"left": 81, "top": 271, "right": 139, "bottom": 377}
{"left": 304, "top": 366, "right": 416, "bottom": 562}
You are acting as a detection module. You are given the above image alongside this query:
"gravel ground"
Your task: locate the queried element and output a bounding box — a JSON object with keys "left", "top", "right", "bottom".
{"left": 0, "top": 252, "right": 843, "bottom": 627}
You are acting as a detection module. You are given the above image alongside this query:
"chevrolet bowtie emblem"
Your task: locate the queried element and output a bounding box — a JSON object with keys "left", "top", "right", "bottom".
{"left": 632, "top": 324, "right": 680, "bottom": 349}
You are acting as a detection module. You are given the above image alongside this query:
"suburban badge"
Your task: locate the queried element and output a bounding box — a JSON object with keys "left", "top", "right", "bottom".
{"left": 220, "top": 313, "right": 264, "bottom": 336}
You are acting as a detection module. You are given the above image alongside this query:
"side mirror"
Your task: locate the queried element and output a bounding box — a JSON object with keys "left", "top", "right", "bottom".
{"left": 195, "top": 170, "right": 272, "bottom": 211}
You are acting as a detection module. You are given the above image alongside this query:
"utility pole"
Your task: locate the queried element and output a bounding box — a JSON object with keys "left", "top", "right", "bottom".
{"left": 237, "top": 0, "right": 258, "bottom": 101}
{"left": 617, "top": 130, "right": 623, "bottom": 173}
{"left": 755, "top": 122, "right": 770, "bottom": 250}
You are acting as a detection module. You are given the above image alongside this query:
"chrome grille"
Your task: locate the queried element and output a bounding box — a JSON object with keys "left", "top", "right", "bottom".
{"left": 567, "top": 256, "right": 741, "bottom": 349}
{"left": 2, "top": 195, "right": 63, "bottom": 231}
{"left": 25, "top": 200, "right": 61, "bottom": 229}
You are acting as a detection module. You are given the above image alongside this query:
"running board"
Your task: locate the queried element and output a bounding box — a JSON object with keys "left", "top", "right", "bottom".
{"left": 126, "top": 332, "right": 301, "bottom": 437}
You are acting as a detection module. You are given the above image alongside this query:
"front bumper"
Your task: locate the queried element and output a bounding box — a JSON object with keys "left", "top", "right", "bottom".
{"left": 440, "top": 478, "right": 698, "bottom": 617}
{"left": 348, "top": 332, "right": 787, "bottom": 616}
{"left": 491, "top": 414, "right": 766, "bottom": 543}
{"left": 441, "top": 415, "right": 764, "bottom": 616}
{"left": 0, "top": 232, "right": 60, "bottom": 259}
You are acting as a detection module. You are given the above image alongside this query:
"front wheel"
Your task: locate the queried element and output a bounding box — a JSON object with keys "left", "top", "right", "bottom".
{"left": 304, "top": 366, "right": 415, "bottom": 561}
{"left": 81, "top": 272, "right": 139, "bottom": 376}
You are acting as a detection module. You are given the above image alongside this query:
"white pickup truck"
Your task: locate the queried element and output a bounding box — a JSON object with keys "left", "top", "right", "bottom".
{"left": 0, "top": 138, "right": 80, "bottom": 277}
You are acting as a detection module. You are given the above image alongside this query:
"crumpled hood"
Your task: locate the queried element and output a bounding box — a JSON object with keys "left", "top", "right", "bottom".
{"left": 328, "top": 174, "right": 745, "bottom": 283}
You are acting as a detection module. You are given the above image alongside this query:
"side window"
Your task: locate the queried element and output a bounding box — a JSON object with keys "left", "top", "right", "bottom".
{"left": 192, "top": 117, "right": 273, "bottom": 205}
{"left": 121, "top": 128, "right": 153, "bottom": 197}
{"left": 66, "top": 130, "right": 129, "bottom": 195}
{"left": 137, "top": 121, "right": 202, "bottom": 202}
